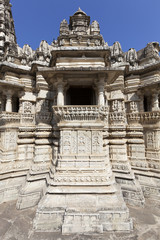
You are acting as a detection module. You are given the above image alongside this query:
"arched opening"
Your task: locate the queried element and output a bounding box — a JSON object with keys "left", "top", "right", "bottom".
{"left": 66, "top": 86, "right": 96, "bottom": 105}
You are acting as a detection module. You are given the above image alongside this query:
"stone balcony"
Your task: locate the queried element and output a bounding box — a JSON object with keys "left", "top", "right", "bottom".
{"left": 53, "top": 106, "right": 108, "bottom": 122}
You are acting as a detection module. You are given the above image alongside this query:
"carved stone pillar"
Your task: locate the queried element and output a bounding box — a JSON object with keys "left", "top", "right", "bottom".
{"left": 97, "top": 74, "right": 106, "bottom": 106}
{"left": 5, "top": 90, "right": 13, "bottom": 112}
{"left": 98, "top": 82, "right": 104, "bottom": 106}
{"left": 152, "top": 93, "right": 159, "bottom": 111}
{"left": 57, "top": 83, "right": 64, "bottom": 106}
{"left": 57, "top": 75, "right": 64, "bottom": 106}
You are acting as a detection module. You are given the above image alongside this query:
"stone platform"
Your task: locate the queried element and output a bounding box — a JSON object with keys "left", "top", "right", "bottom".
{"left": 0, "top": 200, "right": 160, "bottom": 240}
{"left": 33, "top": 190, "right": 132, "bottom": 234}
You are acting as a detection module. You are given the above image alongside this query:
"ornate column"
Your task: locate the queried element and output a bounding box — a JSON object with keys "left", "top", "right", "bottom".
{"left": 5, "top": 90, "right": 13, "bottom": 112}
{"left": 98, "top": 74, "right": 105, "bottom": 106}
{"left": 57, "top": 75, "right": 64, "bottom": 106}
{"left": 152, "top": 92, "right": 159, "bottom": 111}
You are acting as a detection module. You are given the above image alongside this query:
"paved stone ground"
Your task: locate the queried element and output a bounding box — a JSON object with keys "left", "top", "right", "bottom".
{"left": 0, "top": 199, "right": 160, "bottom": 240}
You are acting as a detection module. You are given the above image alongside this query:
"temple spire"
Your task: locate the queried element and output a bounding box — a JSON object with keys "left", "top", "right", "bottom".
{"left": 0, "top": 0, "right": 17, "bottom": 60}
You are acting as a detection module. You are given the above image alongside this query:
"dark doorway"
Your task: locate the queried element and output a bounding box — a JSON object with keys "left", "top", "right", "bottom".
{"left": 143, "top": 96, "right": 151, "bottom": 112}
{"left": 66, "top": 87, "right": 96, "bottom": 105}
{"left": 12, "top": 96, "right": 19, "bottom": 112}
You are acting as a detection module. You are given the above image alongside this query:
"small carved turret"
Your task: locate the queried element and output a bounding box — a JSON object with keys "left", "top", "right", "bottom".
{"left": 59, "top": 19, "right": 69, "bottom": 35}
{"left": 39, "top": 40, "right": 50, "bottom": 55}
{"left": 112, "top": 42, "right": 122, "bottom": 57}
{"left": 90, "top": 20, "right": 100, "bottom": 35}
{"left": 145, "top": 42, "right": 160, "bottom": 60}
{"left": 18, "top": 44, "right": 33, "bottom": 65}
{"left": 23, "top": 44, "right": 33, "bottom": 57}
{"left": 111, "top": 41, "right": 123, "bottom": 63}
{"left": 126, "top": 48, "right": 138, "bottom": 66}
{"left": 35, "top": 40, "right": 51, "bottom": 63}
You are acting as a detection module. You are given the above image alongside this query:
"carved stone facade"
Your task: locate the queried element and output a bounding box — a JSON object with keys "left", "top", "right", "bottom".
{"left": 0, "top": 2, "right": 160, "bottom": 234}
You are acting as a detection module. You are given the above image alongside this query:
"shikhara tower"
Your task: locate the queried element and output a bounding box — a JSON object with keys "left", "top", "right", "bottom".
{"left": 0, "top": 1, "right": 160, "bottom": 234}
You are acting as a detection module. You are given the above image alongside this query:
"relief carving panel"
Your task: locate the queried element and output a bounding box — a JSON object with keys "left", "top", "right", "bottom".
{"left": 23, "top": 101, "right": 32, "bottom": 114}
{"left": 2, "top": 130, "right": 17, "bottom": 150}
{"left": 92, "top": 131, "right": 102, "bottom": 154}
{"left": 146, "top": 131, "right": 155, "bottom": 149}
{"left": 61, "top": 130, "right": 102, "bottom": 155}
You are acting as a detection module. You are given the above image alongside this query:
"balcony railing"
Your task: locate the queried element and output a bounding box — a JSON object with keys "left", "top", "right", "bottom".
{"left": 127, "top": 111, "right": 160, "bottom": 124}
{"left": 21, "top": 113, "right": 35, "bottom": 125}
{"left": 0, "top": 112, "right": 21, "bottom": 125}
{"left": 0, "top": 112, "right": 35, "bottom": 125}
{"left": 1, "top": 110, "right": 159, "bottom": 126}
{"left": 140, "top": 111, "right": 160, "bottom": 123}
{"left": 53, "top": 106, "right": 108, "bottom": 121}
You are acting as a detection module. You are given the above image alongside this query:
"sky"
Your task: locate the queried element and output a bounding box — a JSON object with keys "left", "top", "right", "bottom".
{"left": 11, "top": 0, "right": 160, "bottom": 52}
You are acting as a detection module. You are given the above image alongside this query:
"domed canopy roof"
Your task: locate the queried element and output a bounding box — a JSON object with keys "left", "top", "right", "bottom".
{"left": 73, "top": 7, "right": 87, "bottom": 16}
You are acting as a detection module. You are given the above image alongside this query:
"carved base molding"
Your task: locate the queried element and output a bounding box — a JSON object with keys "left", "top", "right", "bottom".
{"left": 0, "top": 176, "right": 26, "bottom": 204}
{"left": 17, "top": 179, "right": 47, "bottom": 210}
{"left": 116, "top": 178, "right": 145, "bottom": 206}
{"left": 137, "top": 175, "right": 160, "bottom": 203}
